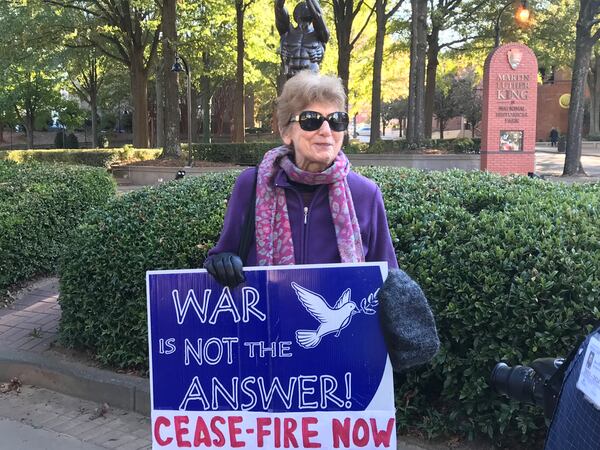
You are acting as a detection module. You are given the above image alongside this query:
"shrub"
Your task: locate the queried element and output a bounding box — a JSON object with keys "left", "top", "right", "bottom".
{"left": 366, "top": 140, "right": 386, "bottom": 153}
{"left": 58, "top": 168, "right": 600, "bottom": 445}
{"left": 360, "top": 168, "right": 600, "bottom": 446}
{"left": 345, "top": 141, "right": 368, "bottom": 154}
{"left": 54, "top": 131, "right": 65, "bottom": 148}
{"left": 66, "top": 133, "right": 79, "bottom": 149}
{"left": 0, "top": 148, "right": 162, "bottom": 167}
{"left": 450, "top": 137, "right": 477, "bottom": 153}
{"left": 54, "top": 131, "right": 79, "bottom": 149}
{"left": 192, "top": 142, "right": 280, "bottom": 164}
{"left": 0, "top": 161, "right": 115, "bottom": 296}
{"left": 346, "top": 138, "right": 480, "bottom": 154}
{"left": 585, "top": 133, "right": 600, "bottom": 141}
{"left": 59, "top": 172, "right": 238, "bottom": 367}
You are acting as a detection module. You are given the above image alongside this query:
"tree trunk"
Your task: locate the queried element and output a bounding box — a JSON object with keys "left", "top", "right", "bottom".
{"left": 161, "top": 0, "right": 181, "bottom": 157}
{"left": 406, "top": 0, "right": 427, "bottom": 145}
{"left": 201, "top": 58, "right": 211, "bottom": 144}
{"left": 564, "top": 6, "right": 595, "bottom": 175}
{"left": 0, "top": 123, "right": 4, "bottom": 143}
{"left": 588, "top": 51, "right": 600, "bottom": 135}
{"left": 131, "top": 47, "right": 150, "bottom": 148}
{"left": 334, "top": 1, "right": 353, "bottom": 110}
{"left": 337, "top": 51, "right": 351, "bottom": 146}
{"left": 424, "top": 25, "right": 440, "bottom": 139}
{"left": 439, "top": 120, "right": 444, "bottom": 139}
{"left": 233, "top": 0, "right": 246, "bottom": 143}
{"left": 191, "top": 87, "right": 201, "bottom": 142}
{"left": 25, "top": 113, "right": 34, "bottom": 149}
{"left": 337, "top": 50, "right": 351, "bottom": 110}
{"left": 156, "top": 62, "right": 165, "bottom": 148}
{"left": 90, "top": 92, "right": 99, "bottom": 148}
{"left": 201, "top": 52, "right": 211, "bottom": 143}
{"left": 369, "top": 0, "right": 386, "bottom": 145}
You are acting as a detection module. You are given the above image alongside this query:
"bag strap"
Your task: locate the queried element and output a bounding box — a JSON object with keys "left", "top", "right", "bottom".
{"left": 238, "top": 167, "right": 258, "bottom": 264}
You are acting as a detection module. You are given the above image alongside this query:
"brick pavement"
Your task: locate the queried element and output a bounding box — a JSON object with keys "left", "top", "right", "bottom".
{"left": 0, "top": 279, "right": 151, "bottom": 449}
{"left": 0, "top": 278, "right": 61, "bottom": 355}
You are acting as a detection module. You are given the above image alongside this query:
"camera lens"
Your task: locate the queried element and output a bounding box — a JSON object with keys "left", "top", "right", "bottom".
{"left": 491, "top": 362, "right": 536, "bottom": 404}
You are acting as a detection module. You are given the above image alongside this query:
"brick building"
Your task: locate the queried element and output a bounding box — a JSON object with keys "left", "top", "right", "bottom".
{"left": 535, "top": 68, "right": 577, "bottom": 141}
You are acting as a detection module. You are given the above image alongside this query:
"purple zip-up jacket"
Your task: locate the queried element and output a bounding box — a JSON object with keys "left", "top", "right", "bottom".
{"left": 209, "top": 167, "right": 399, "bottom": 269}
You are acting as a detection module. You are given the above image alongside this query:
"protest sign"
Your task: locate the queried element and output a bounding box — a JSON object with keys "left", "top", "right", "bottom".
{"left": 147, "top": 262, "right": 395, "bottom": 449}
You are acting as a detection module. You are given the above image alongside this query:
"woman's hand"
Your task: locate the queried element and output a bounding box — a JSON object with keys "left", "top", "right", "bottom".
{"left": 203, "top": 253, "right": 246, "bottom": 288}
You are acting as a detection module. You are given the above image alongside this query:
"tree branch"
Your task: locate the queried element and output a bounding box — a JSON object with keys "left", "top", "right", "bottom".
{"left": 350, "top": 4, "right": 375, "bottom": 47}
{"left": 144, "top": 26, "right": 162, "bottom": 72}
{"left": 385, "top": 0, "right": 405, "bottom": 20}
{"left": 439, "top": 34, "right": 477, "bottom": 49}
{"left": 43, "top": 0, "right": 100, "bottom": 17}
{"left": 94, "top": 36, "right": 129, "bottom": 65}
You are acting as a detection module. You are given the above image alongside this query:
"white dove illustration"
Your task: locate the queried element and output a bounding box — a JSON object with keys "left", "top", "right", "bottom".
{"left": 291, "top": 282, "right": 358, "bottom": 349}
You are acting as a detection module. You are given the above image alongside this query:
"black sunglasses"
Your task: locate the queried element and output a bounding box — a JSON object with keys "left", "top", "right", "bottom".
{"left": 289, "top": 111, "right": 349, "bottom": 132}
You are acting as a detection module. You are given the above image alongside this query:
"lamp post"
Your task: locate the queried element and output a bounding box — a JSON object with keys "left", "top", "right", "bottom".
{"left": 171, "top": 52, "right": 193, "bottom": 167}
{"left": 494, "top": 0, "right": 530, "bottom": 48}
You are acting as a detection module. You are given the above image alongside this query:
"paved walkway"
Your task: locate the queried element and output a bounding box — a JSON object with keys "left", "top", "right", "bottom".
{"left": 0, "top": 386, "right": 149, "bottom": 450}
{"left": 0, "top": 279, "right": 151, "bottom": 450}
{"left": 0, "top": 278, "right": 60, "bottom": 354}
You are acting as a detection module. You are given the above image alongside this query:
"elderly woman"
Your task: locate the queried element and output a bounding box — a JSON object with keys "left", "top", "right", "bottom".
{"left": 204, "top": 70, "right": 438, "bottom": 371}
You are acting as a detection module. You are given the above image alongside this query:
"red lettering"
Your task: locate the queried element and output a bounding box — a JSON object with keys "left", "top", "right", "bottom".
{"left": 283, "top": 418, "right": 299, "bottom": 447}
{"left": 174, "top": 416, "right": 192, "bottom": 448}
{"left": 210, "top": 416, "right": 226, "bottom": 447}
{"left": 274, "top": 417, "right": 281, "bottom": 447}
{"left": 154, "top": 416, "right": 173, "bottom": 446}
{"left": 370, "top": 418, "right": 394, "bottom": 447}
{"left": 352, "top": 418, "right": 369, "bottom": 447}
{"left": 193, "top": 416, "right": 211, "bottom": 447}
{"left": 301, "top": 417, "right": 321, "bottom": 448}
{"left": 332, "top": 418, "right": 351, "bottom": 448}
{"left": 228, "top": 416, "right": 245, "bottom": 448}
{"left": 257, "top": 417, "right": 272, "bottom": 447}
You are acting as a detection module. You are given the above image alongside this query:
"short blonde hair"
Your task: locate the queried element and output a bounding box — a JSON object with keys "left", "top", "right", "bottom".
{"left": 276, "top": 71, "right": 346, "bottom": 135}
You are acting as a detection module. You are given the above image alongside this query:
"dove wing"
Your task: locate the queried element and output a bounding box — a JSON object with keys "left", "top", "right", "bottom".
{"left": 291, "top": 282, "right": 332, "bottom": 323}
{"left": 333, "top": 288, "right": 352, "bottom": 309}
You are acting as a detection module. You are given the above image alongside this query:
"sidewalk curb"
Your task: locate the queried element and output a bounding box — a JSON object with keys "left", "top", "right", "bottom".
{"left": 536, "top": 149, "right": 600, "bottom": 157}
{"left": 0, "top": 349, "right": 437, "bottom": 449}
{"left": 0, "top": 347, "right": 150, "bottom": 416}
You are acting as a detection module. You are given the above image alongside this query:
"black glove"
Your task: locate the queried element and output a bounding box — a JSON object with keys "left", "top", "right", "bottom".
{"left": 203, "top": 252, "right": 245, "bottom": 288}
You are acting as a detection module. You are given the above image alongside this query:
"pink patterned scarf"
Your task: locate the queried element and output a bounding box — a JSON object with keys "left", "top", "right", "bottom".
{"left": 255, "top": 145, "right": 364, "bottom": 265}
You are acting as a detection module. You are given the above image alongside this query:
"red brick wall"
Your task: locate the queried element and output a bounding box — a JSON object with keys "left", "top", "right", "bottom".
{"left": 536, "top": 80, "right": 571, "bottom": 141}
{"left": 481, "top": 43, "right": 537, "bottom": 175}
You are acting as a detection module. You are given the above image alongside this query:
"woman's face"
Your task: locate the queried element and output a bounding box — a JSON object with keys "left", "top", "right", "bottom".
{"left": 282, "top": 101, "right": 345, "bottom": 173}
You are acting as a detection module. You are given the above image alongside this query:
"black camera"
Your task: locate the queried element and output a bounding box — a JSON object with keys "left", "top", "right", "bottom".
{"left": 491, "top": 357, "right": 564, "bottom": 420}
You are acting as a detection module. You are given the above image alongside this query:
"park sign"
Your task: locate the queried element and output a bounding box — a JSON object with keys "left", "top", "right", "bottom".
{"left": 146, "top": 263, "right": 396, "bottom": 449}
{"left": 481, "top": 43, "right": 538, "bottom": 175}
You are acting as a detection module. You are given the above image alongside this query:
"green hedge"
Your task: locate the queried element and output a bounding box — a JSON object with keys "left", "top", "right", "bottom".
{"left": 190, "top": 140, "right": 480, "bottom": 164}
{"left": 59, "top": 172, "right": 237, "bottom": 367}
{"left": 0, "top": 161, "right": 116, "bottom": 296}
{"left": 361, "top": 138, "right": 481, "bottom": 154}
{"left": 0, "top": 148, "right": 162, "bottom": 167}
{"left": 191, "top": 142, "right": 280, "bottom": 164}
{"left": 58, "top": 168, "right": 600, "bottom": 446}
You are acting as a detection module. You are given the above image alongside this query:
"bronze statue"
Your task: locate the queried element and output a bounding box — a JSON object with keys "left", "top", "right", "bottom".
{"left": 275, "top": 0, "right": 330, "bottom": 78}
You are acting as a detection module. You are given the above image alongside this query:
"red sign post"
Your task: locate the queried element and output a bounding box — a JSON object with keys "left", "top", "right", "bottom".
{"left": 481, "top": 43, "right": 538, "bottom": 175}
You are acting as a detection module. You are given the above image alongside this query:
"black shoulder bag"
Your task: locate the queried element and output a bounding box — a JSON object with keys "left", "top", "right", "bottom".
{"left": 237, "top": 167, "right": 258, "bottom": 264}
